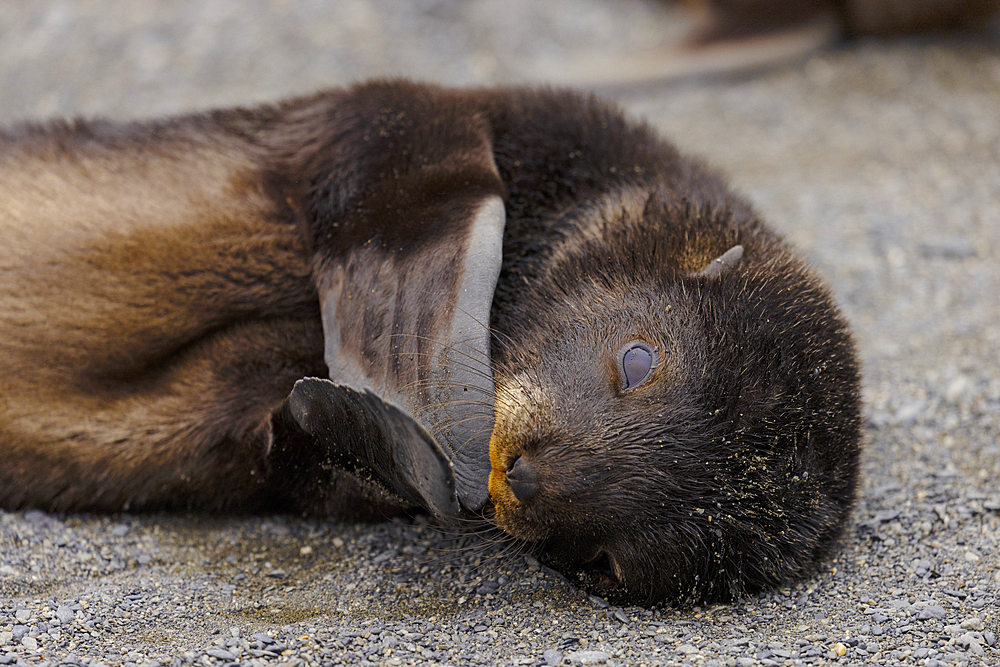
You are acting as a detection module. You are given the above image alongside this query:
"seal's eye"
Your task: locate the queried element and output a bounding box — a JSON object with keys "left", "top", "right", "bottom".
{"left": 619, "top": 341, "right": 656, "bottom": 390}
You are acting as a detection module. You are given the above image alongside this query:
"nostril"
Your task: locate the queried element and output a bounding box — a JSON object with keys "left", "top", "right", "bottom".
{"left": 505, "top": 456, "right": 540, "bottom": 503}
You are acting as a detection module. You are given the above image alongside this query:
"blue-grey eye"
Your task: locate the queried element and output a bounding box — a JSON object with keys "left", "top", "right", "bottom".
{"left": 619, "top": 342, "right": 656, "bottom": 390}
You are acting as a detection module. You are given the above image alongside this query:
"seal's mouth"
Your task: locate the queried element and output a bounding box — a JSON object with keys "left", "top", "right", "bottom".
{"left": 535, "top": 540, "right": 628, "bottom": 599}
{"left": 485, "top": 447, "right": 632, "bottom": 598}
{"left": 584, "top": 549, "right": 619, "bottom": 582}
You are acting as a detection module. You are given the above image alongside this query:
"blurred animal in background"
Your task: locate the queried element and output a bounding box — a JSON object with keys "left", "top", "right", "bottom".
{"left": 544, "top": 0, "right": 1000, "bottom": 86}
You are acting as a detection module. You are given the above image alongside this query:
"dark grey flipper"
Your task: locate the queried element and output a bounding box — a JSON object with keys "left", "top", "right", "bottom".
{"left": 278, "top": 378, "right": 458, "bottom": 517}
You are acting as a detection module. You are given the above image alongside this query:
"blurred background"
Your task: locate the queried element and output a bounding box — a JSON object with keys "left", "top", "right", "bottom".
{"left": 1, "top": 2, "right": 999, "bottom": 663}
{"left": 0, "top": 0, "right": 689, "bottom": 120}
{"left": 2, "top": 0, "right": 997, "bottom": 121}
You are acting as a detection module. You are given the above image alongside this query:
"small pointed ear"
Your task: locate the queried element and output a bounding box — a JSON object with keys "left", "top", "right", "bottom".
{"left": 274, "top": 82, "right": 503, "bottom": 513}
{"left": 697, "top": 245, "right": 744, "bottom": 278}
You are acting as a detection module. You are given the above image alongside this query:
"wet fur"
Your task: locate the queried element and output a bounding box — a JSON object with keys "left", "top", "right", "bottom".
{"left": 0, "top": 81, "right": 861, "bottom": 605}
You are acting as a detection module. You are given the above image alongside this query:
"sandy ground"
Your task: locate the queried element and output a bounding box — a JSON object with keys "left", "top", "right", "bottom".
{"left": 1, "top": 1, "right": 999, "bottom": 666}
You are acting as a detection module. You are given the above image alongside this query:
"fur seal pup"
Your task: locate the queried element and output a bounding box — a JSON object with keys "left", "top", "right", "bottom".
{"left": 0, "top": 80, "right": 861, "bottom": 605}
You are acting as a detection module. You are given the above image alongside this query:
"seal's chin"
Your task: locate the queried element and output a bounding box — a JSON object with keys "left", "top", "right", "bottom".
{"left": 488, "top": 476, "right": 631, "bottom": 596}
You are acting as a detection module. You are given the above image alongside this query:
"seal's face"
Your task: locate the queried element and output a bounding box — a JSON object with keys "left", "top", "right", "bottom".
{"left": 488, "top": 275, "right": 720, "bottom": 604}
{"left": 486, "top": 197, "right": 861, "bottom": 605}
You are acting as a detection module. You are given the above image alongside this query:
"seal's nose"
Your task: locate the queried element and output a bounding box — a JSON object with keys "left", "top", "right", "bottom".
{"left": 506, "top": 456, "right": 540, "bottom": 503}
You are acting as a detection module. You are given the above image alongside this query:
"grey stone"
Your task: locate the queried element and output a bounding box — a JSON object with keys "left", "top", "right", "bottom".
{"left": 957, "top": 634, "right": 984, "bottom": 656}
{"left": 543, "top": 649, "right": 563, "bottom": 665}
{"left": 960, "top": 617, "right": 985, "bottom": 631}
{"left": 915, "top": 605, "right": 946, "bottom": 620}
{"left": 206, "top": 649, "right": 236, "bottom": 661}
{"left": 55, "top": 606, "right": 75, "bottom": 624}
{"left": 566, "top": 650, "right": 612, "bottom": 665}
{"left": 589, "top": 596, "right": 609, "bottom": 609}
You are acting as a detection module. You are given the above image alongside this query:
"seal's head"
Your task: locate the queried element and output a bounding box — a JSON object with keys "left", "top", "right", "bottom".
{"left": 487, "top": 191, "right": 861, "bottom": 605}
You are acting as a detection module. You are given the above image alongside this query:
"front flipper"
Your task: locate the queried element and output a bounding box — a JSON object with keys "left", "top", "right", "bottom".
{"left": 316, "top": 194, "right": 504, "bottom": 513}
{"left": 271, "top": 82, "right": 505, "bottom": 513}
{"left": 276, "top": 377, "right": 458, "bottom": 517}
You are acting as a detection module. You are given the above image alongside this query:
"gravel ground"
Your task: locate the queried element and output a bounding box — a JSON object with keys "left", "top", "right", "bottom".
{"left": 2, "top": 2, "right": 999, "bottom": 666}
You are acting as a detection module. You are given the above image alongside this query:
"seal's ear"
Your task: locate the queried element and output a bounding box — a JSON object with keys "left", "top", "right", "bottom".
{"left": 272, "top": 82, "right": 503, "bottom": 516}
{"left": 698, "top": 245, "right": 744, "bottom": 278}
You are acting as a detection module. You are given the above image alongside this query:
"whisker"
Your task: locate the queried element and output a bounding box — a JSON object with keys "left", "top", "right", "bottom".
{"left": 388, "top": 332, "right": 495, "bottom": 367}
{"left": 380, "top": 290, "right": 519, "bottom": 361}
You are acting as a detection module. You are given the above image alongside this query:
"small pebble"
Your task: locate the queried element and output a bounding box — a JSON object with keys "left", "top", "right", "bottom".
{"left": 960, "top": 617, "right": 984, "bottom": 631}
{"left": 916, "top": 606, "right": 946, "bottom": 620}
{"left": 588, "top": 596, "right": 609, "bottom": 609}
{"left": 206, "top": 649, "right": 236, "bottom": 661}
{"left": 55, "top": 606, "right": 75, "bottom": 624}
{"left": 566, "top": 650, "right": 612, "bottom": 665}
{"left": 959, "top": 634, "right": 984, "bottom": 656}
{"left": 543, "top": 649, "right": 563, "bottom": 665}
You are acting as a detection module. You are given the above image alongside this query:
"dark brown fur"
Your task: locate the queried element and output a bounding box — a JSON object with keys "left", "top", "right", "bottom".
{"left": 0, "top": 81, "right": 862, "bottom": 605}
